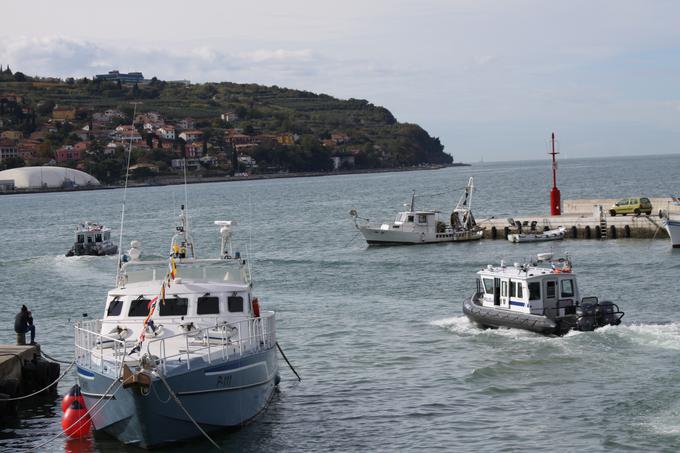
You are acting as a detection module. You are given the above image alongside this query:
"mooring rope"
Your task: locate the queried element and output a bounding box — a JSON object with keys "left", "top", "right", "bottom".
{"left": 1, "top": 361, "right": 75, "bottom": 402}
{"left": 40, "top": 349, "right": 72, "bottom": 364}
{"left": 276, "top": 342, "right": 301, "bottom": 382}
{"left": 156, "top": 371, "right": 223, "bottom": 451}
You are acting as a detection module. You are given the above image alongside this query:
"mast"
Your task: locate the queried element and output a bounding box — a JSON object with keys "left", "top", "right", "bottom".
{"left": 549, "top": 132, "right": 561, "bottom": 216}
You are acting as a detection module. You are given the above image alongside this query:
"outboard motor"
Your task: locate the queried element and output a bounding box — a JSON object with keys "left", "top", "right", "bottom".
{"left": 576, "top": 303, "right": 597, "bottom": 331}
{"left": 596, "top": 301, "right": 622, "bottom": 327}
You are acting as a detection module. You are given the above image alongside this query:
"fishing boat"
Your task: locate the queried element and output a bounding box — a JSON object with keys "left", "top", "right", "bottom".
{"left": 66, "top": 222, "right": 118, "bottom": 256}
{"left": 74, "top": 206, "right": 279, "bottom": 448}
{"left": 507, "top": 226, "right": 566, "bottom": 243}
{"left": 463, "top": 253, "right": 624, "bottom": 335}
{"left": 350, "top": 177, "right": 483, "bottom": 245}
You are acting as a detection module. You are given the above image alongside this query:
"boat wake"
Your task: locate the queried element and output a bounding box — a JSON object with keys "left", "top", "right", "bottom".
{"left": 430, "top": 316, "right": 542, "bottom": 340}
{"left": 592, "top": 322, "right": 680, "bottom": 351}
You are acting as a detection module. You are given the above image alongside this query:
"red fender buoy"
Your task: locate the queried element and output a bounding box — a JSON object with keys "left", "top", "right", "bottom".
{"left": 62, "top": 384, "right": 85, "bottom": 413}
{"left": 62, "top": 400, "right": 92, "bottom": 438}
{"left": 252, "top": 298, "right": 260, "bottom": 318}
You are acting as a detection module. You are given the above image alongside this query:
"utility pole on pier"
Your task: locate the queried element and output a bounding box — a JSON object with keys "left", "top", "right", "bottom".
{"left": 549, "top": 132, "right": 561, "bottom": 216}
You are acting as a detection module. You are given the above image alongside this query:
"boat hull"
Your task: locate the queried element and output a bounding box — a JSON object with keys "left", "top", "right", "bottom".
{"left": 66, "top": 243, "right": 118, "bottom": 257}
{"left": 462, "top": 295, "right": 574, "bottom": 335}
{"left": 665, "top": 219, "right": 680, "bottom": 248}
{"left": 78, "top": 348, "right": 278, "bottom": 449}
{"left": 508, "top": 228, "right": 565, "bottom": 243}
{"left": 359, "top": 226, "right": 483, "bottom": 245}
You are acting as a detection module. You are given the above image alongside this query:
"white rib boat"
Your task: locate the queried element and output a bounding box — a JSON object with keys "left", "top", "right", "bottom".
{"left": 508, "top": 226, "right": 566, "bottom": 243}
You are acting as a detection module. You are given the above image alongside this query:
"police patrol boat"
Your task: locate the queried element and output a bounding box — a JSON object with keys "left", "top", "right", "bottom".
{"left": 350, "top": 177, "right": 483, "bottom": 245}
{"left": 74, "top": 206, "right": 278, "bottom": 448}
{"left": 463, "top": 253, "right": 624, "bottom": 335}
{"left": 66, "top": 222, "right": 118, "bottom": 256}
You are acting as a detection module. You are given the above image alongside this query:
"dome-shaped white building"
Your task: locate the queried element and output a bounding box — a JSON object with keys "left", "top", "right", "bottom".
{"left": 0, "top": 166, "right": 100, "bottom": 189}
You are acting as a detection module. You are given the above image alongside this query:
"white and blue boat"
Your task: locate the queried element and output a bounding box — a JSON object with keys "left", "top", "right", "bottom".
{"left": 463, "top": 253, "right": 624, "bottom": 335}
{"left": 74, "top": 206, "right": 278, "bottom": 448}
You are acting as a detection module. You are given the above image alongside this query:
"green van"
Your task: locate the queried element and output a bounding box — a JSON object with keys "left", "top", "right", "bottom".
{"left": 609, "top": 197, "right": 653, "bottom": 216}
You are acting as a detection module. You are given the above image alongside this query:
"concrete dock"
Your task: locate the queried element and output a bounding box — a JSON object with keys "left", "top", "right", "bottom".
{"left": 482, "top": 197, "right": 679, "bottom": 240}
{"left": 0, "top": 343, "right": 61, "bottom": 417}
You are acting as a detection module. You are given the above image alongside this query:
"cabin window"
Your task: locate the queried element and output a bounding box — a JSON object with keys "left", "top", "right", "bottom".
{"left": 418, "top": 214, "right": 427, "bottom": 223}
{"left": 517, "top": 283, "right": 523, "bottom": 299}
{"left": 87, "top": 235, "right": 93, "bottom": 243}
{"left": 529, "top": 282, "right": 541, "bottom": 300}
{"left": 483, "top": 278, "right": 493, "bottom": 294}
{"left": 197, "top": 296, "right": 220, "bottom": 315}
{"left": 228, "top": 296, "right": 244, "bottom": 312}
{"left": 95, "top": 233, "right": 102, "bottom": 242}
{"left": 107, "top": 297, "right": 123, "bottom": 317}
{"left": 407, "top": 215, "right": 414, "bottom": 222}
{"left": 509, "top": 281, "right": 516, "bottom": 297}
{"left": 546, "top": 281, "right": 556, "bottom": 298}
{"left": 159, "top": 297, "right": 188, "bottom": 316}
{"left": 128, "top": 297, "right": 151, "bottom": 317}
{"left": 77, "top": 234, "right": 84, "bottom": 244}
{"left": 561, "top": 280, "right": 574, "bottom": 297}
{"left": 501, "top": 281, "right": 507, "bottom": 297}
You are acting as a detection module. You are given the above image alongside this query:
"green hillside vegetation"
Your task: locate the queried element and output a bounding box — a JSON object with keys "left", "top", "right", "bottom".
{"left": 0, "top": 67, "right": 452, "bottom": 182}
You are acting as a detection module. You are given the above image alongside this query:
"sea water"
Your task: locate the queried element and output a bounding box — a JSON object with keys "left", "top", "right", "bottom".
{"left": 1, "top": 154, "right": 679, "bottom": 452}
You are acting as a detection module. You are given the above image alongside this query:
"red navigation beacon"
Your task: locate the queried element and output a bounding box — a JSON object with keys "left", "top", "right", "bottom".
{"left": 549, "top": 132, "right": 561, "bottom": 216}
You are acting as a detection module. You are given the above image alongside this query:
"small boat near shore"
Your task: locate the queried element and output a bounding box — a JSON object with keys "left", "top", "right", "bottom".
{"left": 463, "top": 253, "right": 624, "bottom": 335}
{"left": 508, "top": 226, "right": 566, "bottom": 243}
{"left": 66, "top": 222, "right": 118, "bottom": 257}
{"left": 350, "top": 177, "right": 483, "bottom": 245}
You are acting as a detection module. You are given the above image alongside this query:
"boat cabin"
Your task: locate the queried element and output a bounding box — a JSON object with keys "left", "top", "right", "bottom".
{"left": 475, "top": 259, "right": 579, "bottom": 319}
{"left": 77, "top": 228, "right": 111, "bottom": 245}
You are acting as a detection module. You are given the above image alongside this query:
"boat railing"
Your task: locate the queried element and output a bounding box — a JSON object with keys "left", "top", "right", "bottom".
{"left": 145, "top": 311, "right": 276, "bottom": 374}
{"left": 74, "top": 319, "right": 128, "bottom": 378}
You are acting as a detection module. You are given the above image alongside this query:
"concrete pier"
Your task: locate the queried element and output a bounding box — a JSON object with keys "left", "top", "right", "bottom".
{"left": 482, "top": 198, "right": 679, "bottom": 240}
{"left": 0, "top": 344, "right": 60, "bottom": 417}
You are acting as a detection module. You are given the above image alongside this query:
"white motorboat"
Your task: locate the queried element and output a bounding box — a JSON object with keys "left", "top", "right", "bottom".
{"left": 66, "top": 222, "right": 118, "bottom": 256}
{"left": 350, "top": 177, "right": 483, "bottom": 245}
{"left": 463, "top": 253, "right": 624, "bottom": 335}
{"left": 663, "top": 217, "right": 680, "bottom": 248}
{"left": 74, "top": 206, "right": 279, "bottom": 448}
{"left": 508, "top": 226, "right": 566, "bottom": 243}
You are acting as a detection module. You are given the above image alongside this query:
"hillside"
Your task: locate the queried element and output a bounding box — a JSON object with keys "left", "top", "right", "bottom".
{"left": 0, "top": 68, "right": 452, "bottom": 183}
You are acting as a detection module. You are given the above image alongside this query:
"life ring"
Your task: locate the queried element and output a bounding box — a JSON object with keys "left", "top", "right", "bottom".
{"left": 252, "top": 297, "right": 260, "bottom": 318}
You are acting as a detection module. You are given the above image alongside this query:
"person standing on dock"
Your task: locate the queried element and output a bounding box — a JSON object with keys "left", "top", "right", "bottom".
{"left": 14, "top": 305, "right": 36, "bottom": 345}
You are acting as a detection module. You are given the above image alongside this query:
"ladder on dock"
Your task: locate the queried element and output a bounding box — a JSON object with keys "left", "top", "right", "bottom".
{"left": 599, "top": 214, "right": 608, "bottom": 239}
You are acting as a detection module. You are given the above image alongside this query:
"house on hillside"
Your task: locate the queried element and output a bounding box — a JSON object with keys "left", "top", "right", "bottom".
{"left": 95, "top": 70, "right": 145, "bottom": 84}
{"left": 177, "top": 118, "right": 195, "bottom": 130}
{"left": 220, "top": 112, "right": 239, "bottom": 123}
{"left": 179, "top": 130, "right": 203, "bottom": 143}
{"left": 0, "top": 139, "right": 19, "bottom": 162}
{"left": 171, "top": 158, "right": 200, "bottom": 171}
{"left": 55, "top": 145, "right": 83, "bottom": 163}
{"left": 1, "top": 130, "right": 23, "bottom": 140}
{"left": 185, "top": 141, "right": 203, "bottom": 158}
{"left": 276, "top": 132, "right": 297, "bottom": 146}
{"left": 157, "top": 125, "right": 176, "bottom": 140}
{"left": 52, "top": 106, "right": 76, "bottom": 121}
{"left": 331, "top": 152, "right": 355, "bottom": 170}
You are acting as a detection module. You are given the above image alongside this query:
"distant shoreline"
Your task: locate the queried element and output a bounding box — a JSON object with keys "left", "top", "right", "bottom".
{"left": 0, "top": 163, "right": 471, "bottom": 196}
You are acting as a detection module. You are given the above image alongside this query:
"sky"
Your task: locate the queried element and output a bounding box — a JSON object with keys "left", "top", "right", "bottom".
{"left": 2, "top": 0, "right": 680, "bottom": 162}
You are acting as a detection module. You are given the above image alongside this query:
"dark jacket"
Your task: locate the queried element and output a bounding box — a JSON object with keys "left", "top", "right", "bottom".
{"left": 14, "top": 311, "right": 29, "bottom": 333}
